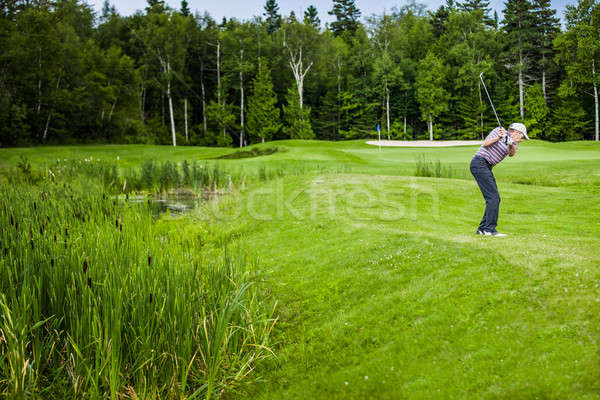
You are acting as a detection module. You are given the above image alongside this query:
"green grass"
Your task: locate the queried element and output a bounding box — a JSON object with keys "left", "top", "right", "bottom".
{"left": 2, "top": 139, "right": 600, "bottom": 398}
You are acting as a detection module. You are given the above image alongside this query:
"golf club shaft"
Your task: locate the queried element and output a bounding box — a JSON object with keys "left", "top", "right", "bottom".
{"left": 479, "top": 73, "right": 501, "bottom": 127}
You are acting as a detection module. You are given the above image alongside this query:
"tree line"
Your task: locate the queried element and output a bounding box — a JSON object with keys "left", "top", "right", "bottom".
{"left": 0, "top": 0, "right": 598, "bottom": 147}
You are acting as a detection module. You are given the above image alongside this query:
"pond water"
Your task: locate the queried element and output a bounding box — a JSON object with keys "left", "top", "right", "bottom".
{"left": 124, "top": 190, "right": 226, "bottom": 216}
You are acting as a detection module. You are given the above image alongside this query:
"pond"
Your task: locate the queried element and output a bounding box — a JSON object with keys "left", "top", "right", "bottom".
{"left": 123, "top": 190, "right": 227, "bottom": 216}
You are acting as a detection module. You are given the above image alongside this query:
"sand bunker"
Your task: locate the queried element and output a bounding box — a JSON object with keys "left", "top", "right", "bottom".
{"left": 366, "top": 140, "right": 482, "bottom": 147}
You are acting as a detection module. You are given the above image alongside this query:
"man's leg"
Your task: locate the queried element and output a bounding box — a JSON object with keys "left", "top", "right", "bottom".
{"left": 471, "top": 163, "right": 500, "bottom": 232}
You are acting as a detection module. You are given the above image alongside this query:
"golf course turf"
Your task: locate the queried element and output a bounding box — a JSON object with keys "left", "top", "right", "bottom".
{"left": 1, "top": 139, "right": 599, "bottom": 398}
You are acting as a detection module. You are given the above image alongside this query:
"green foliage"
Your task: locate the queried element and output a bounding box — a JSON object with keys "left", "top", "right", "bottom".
{"left": 247, "top": 62, "right": 281, "bottom": 142}
{"left": 524, "top": 83, "right": 549, "bottom": 138}
{"left": 283, "top": 86, "right": 315, "bottom": 139}
{"left": 264, "top": 0, "right": 281, "bottom": 34}
{"left": 414, "top": 154, "right": 455, "bottom": 177}
{"left": 328, "top": 0, "right": 362, "bottom": 36}
{"left": 416, "top": 51, "right": 450, "bottom": 135}
{"left": 0, "top": 178, "right": 275, "bottom": 397}
{"left": 546, "top": 98, "right": 591, "bottom": 141}
{"left": 0, "top": 0, "right": 595, "bottom": 146}
{"left": 304, "top": 5, "right": 320, "bottom": 29}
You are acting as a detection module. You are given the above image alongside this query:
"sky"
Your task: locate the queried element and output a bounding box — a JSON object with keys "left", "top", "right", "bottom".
{"left": 88, "top": 0, "right": 575, "bottom": 24}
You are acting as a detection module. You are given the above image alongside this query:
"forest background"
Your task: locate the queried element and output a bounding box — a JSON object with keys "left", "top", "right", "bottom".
{"left": 1, "top": 0, "right": 599, "bottom": 147}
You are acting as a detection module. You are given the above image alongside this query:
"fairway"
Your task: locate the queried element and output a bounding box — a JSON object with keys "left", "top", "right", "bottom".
{"left": 1, "top": 140, "right": 600, "bottom": 398}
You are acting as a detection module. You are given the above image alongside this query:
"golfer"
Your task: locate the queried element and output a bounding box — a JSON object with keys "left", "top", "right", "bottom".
{"left": 470, "top": 123, "right": 528, "bottom": 236}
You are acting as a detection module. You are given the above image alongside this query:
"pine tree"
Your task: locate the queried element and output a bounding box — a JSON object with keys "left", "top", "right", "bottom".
{"left": 502, "top": 0, "right": 537, "bottom": 119}
{"left": 247, "top": 61, "right": 281, "bottom": 142}
{"left": 547, "top": 99, "right": 590, "bottom": 141}
{"left": 304, "top": 5, "right": 320, "bottom": 29}
{"left": 459, "top": 0, "right": 494, "bottom": 26}
{"left": 531, "top": 0, "right": 559, "bottom": 103}
{"left": 416, "top": 52, "right": 449, "bottom": 140}
{"left": 146, "top": 0, "right": 166, "bottom": 13}
{"left": 284, "top": 85, "right": 314, "bottom": 139}
{"left": 180, "top": 0, "right": 190, "bottom": 16}
{"left": 100, "top": 0, "right": 117, "bottom": 23}
{"left": 264, "top": 0, "right": 281, "bottom": 34}
{"left": 429, "top": 5, "right": 450, "bottom": 38}
{"left": 328, "top": 0, "right": 361, "bottom": 36}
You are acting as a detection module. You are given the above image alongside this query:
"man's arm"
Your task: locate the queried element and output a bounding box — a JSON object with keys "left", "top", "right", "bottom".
{"left": 482, "top": 127, "right": 505, "bottom": 147}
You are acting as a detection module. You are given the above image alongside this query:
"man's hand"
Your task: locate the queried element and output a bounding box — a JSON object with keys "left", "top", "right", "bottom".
{"left": 505, "top": 135, "right": 514, "bottom": 145}
{"left": 497, "top": 127, "right": 506, "bottom": 140}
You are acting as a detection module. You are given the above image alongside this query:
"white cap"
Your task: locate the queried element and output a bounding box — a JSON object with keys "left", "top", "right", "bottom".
{"left": 509, "top": 122, "right": 528, "bottom": 140}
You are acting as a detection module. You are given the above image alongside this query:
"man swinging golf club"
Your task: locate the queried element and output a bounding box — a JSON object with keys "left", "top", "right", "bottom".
{"left": 470, "top": 123, "right": 528, "bottom": 236}
{"left": 472, "top": 73, "right": 529, "bottom": 236}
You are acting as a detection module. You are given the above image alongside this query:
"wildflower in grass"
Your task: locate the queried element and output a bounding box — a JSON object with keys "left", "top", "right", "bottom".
{"left": 83, "top": 258, "right": 88, "bottom": 274}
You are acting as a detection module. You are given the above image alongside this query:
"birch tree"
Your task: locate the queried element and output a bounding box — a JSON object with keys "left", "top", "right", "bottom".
{"left": 369, "top": 13, "right": 403, "bottom": 140}
{"left": 416, "top": 52, "right": 449, "bottom": 140}
{"left": 502, "top": 0, "right": 537, "bottom": 120}
{"left": 138, "top": 11, "right": 187, "bottom": 146}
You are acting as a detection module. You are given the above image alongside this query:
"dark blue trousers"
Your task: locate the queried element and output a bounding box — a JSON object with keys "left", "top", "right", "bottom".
{"left": 470, "top": 155, "right": 500, "bottom": 232}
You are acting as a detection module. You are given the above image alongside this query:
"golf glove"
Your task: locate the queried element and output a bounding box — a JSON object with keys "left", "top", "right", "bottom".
{"left": 505, "top": 135, "right": 514, "bottom": 145}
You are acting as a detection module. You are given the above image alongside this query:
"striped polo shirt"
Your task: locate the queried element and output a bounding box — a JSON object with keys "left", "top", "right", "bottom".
{"left": 474, "top": 127, "right": 518, "bottom": 166}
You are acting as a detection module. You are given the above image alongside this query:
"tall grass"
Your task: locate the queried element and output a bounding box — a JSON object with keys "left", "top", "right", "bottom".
{"left": 414, "top": 155, "right": 455, "bottom": 178}
{"left": 0, "top": 178, "right": 276, "bottom": 398}
{"left": 6, "top": 157, "right": 347, "bottom": 195}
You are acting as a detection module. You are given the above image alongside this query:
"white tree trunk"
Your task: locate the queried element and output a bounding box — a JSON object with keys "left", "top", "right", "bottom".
{"left": 216, "top": 41, "right": 221, "bottom": 106}
{"left": 285, "top": 44, "right": 313, "bottom": 109}
{"left": 239, "top": 48, "right": 244, "bottom": 148}
{"left": 337, "top": 59, "right": 341, "bottom": 136}
{"left": 42, "top": 73, "right": 61, "bottom": 140}
{"left": 140, "top": 82, "right": 146, "bottom": 129}
{"left": 429, "top": 113, "right": 433, "bottom": 141}
{"left": 201, "top": 79, "right": 207, "bottom": 133}
{"left": 404, "top": 115, "right": 406, "bottom": 135}
{"left": 518, "top": 50, "right": 524, "bottom": 119}
{"left": 37, "top": 47, "right": 42, "bottom": 114}
{"left": 184, "top": 98, "right": 188, "bottom": 142}
{"left": 386, "top": 85, "right": 390, "bottom": 140}
{"left": 216, "top": 40, "right": 225, "bottom": 138}
{"left": 593, "top": 60, "right": 599, "bottom": 142}
{"left": 542, "top": 53, "right": 548, "bottom": 104}
{"left": 167, "top": 78, "right": 176, "bottom": 147}
{"left": 108, "top": 99, "right": 116, "bottom": 121}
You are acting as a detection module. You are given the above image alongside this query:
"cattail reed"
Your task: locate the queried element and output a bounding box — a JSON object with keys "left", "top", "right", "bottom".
{"left": 148, "top": 252, "right": 152, "bottom": 266}
{"left": 83, "top": 258, "right": 88, "bottom": 274}
{"left": 10, "top": 215, "right": 14, "bottom": 226}
{"left": 87, "top": 277, "right": 92, "bottom": 288}
{"left": 149, "top": 292, "right": 153, "bottom": 304}
{"left": 50, "top": 258, "right": 54, "bottom": 267}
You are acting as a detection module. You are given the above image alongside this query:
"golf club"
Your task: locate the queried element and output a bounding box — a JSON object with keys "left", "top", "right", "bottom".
{"left": 480, "top": 72, "right": 512, "bottom": 143}
{"left": 479, "top": 72, "right": 501, "bottom": 127}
